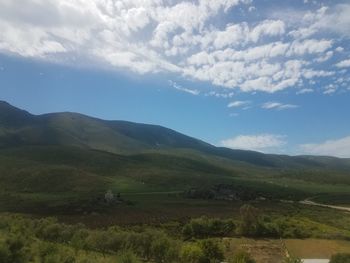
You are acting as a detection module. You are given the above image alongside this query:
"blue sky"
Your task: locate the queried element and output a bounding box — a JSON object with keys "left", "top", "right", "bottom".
{"left": 0, "top": 0, "right": 350, "bottom": 157}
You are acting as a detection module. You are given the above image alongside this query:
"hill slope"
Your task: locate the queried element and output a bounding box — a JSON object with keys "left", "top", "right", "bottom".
{"left": 1, "top": 101, "right": 350, "bottom": 212}
{"left": 1, "top": 101, "right": 350, "bottom": 170}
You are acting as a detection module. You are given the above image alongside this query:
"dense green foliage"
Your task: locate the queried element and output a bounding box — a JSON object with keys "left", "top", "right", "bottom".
{"left": 330, "top": 253, "right": 350, "bottom": 263}
{"left": 182, "top": 217, "right": 235, "bottom": 239}
{"left": 0, "top": 214, "right": 232, "bottom": 263}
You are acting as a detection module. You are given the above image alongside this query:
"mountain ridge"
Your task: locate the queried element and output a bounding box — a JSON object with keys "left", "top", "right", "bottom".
{"left": 0, "top": 100, "right": 349, "bottom": 171}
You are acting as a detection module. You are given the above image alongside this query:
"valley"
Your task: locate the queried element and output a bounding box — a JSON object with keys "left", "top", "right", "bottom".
{"left": 0, "top": 101, "right": 350, "bottom": 262}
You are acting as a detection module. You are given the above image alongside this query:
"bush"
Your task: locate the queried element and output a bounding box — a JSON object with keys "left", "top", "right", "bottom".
{"left": 179, "top": 243, "right": 205, "bottom": 263}
{"left": 0, "top": 235, "right": 30, "bottom": 263}
{"left": 182, "top": 217, "right": 234, "bottom": 239}
{"left": 199, "top": 239, "right": 224, "bottom": 263}
{"left": 330, "top": 253, "right": 350, "bottom": 263}
{"left": 150, "top": 234, "right": 179, "bottom": 263}
{"left": 71, "top": 228, "right": 90, "bottom": 250}
{"left": 37, "top": 243, "right": 75, "bottom": 263}
{"left": 0, "top": 242, "right": 11, "bottom": 263}
{"left": 237, "top": 205, "right": 260, "bottom": 236}
{"left": 230, "top": 251, "right": 256, "bottom": 263}
{"left": 117, "top": 250, "right": 141, "bottom": 263}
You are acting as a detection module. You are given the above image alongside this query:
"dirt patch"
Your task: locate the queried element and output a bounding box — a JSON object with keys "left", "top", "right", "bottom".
{"left": 224, "top": 238, "right": 285, "bottom": 263}
{"left": 285, "top": 239, "right": 350, "bottom": 258}
{"left": 223, "top": 238, "right": 350, "bottom": 263}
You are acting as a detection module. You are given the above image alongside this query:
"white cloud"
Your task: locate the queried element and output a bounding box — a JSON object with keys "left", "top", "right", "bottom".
{"left": 300, "top": 136, "right": 350, "bottom": 158}
{"left": 205, "top": 91, "right": 234, "bottom": 98}
{"left": 323, "top": 84, "right": 337, "bottom": 95}
{"left": 249, "top": 20, "right": 285, "bottom": 43}
{"left": 318, "top": 4, "right": 350, "bottom": 38}
{"left": 227, "top": 100, "right": 250, "bottom": 108}
{"left": 0, "top": 0, "right": 348, "bottom": 94}
{"left": 220, "top": 134, "right": 287, "bottom": 152}
{"left": 296, "top": 88, "right": 313, "bottom": 95}
{"left": 314, "top": 51, "right": 333, "bottom": 63}
{"left": 335, "top": 47, "right": 344, "bottom": 52}
{"left": 169, "top": 80, "right": 200, "bottom": 95}
{"left": 302, "top": 69, "right": 334, "bottom": 79}
{"left": 335, "top": 59, "right": 350, "bottom": 68}
{"left": 287, "top": 39, "right": 333, "bottom": 56}
{"left": 262, "top": 102, "right": 299, "bottom": 110}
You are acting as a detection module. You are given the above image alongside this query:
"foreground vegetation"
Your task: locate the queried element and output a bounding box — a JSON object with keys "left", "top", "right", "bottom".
{"left": 1, "top": 202, "right": 350, "bottom": 263}
{"left": 1, "top": 102, "right": 350, "bottom": 262}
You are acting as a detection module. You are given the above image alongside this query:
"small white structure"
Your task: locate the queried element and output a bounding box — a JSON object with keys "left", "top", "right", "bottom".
{"left": 104, "top": 190, "right": 114, "bottom": 202}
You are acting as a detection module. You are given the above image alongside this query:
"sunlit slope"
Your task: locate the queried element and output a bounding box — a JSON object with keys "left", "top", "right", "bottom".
{"left": 1, "top": 101, "right": 350, "bottom": 170}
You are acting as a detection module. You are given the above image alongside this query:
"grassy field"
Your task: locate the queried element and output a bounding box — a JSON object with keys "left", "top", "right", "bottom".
{"left": 285, "top": 239, "right": 350, "bottom": 258}
{"left": 1, "top": 145, "right": 350, "bottom": 217}
{"left": 224, "top": 238, "right": 350, "bottom": 263}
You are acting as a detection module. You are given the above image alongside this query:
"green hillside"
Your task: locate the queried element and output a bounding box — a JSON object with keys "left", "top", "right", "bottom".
{"left": 0, "top": 101, "right": 350, "bottom": 214}
{"left": 1, "top": 100, "right": 350, "bottom": 169}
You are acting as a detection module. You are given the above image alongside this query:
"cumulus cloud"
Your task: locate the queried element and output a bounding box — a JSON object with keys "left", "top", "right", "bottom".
{"left": 300, "top": 136, "right": 350, "bottom": 158}
{"left": 0, "top": 0, "right": 348, "bottom": 94}
{"left": 262, "top": 102, "right": 299, "bottom": 110}
{"left": 220, "top": 134, "right": 287, "bottom": 152}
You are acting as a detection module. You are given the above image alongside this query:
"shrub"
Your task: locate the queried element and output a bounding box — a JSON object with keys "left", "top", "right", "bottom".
{"left": 150, "top": 235, "right": 179, "bottom": 263}
{"left": 71, "top": 228, "right": 90, "bottom": 250}
{"left": 182, "top": 217, "right": 234, "bottom": 239}
{"left": 230, "top": 251, "right": 256, "bottom": 263}
{"left": 199, "top": 239, "right": 224, "bottom": 263}
{"left": 330, "top": 253, "right": 350, "bottom": 263}
{"left": 117, "top": 250, "right": 141, "bottom": 263}
{"left": 0, "top": 235, "right": 30, "bottom": 263}
{"left": 237, "top": 204, "right": 262, "bottom": 236}
{"left": 0, "top": 242, "right": 11, "bottom": 263}
{"left": 37, "top": 243, "right": 75, "bottom": 263}
{"left": 179, "top": 243, "right": 205, "bottom": 263}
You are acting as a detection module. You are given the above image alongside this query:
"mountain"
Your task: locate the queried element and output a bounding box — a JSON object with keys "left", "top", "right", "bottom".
{"left": 1, "top": 101, "right": 350, "bottom": 213}
{"left": 0, "top": 100, "right": 350, "bottom": 170}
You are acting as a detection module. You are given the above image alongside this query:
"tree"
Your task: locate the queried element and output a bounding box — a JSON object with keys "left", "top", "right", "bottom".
{"left": 237, "top": 204, "right": 260, "bottom": 236}
{"left": 330, "top": 253, "right": 350, "bottom": 263}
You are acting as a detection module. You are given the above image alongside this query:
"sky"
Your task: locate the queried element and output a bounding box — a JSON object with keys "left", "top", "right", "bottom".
{"left": 0, "top": 0, "right": 350, "bottom": 157}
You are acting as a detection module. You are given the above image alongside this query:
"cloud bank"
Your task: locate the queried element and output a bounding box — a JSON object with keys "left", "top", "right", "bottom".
{"left": 300, "top": 135, "right": 350, "bottom": 158}
{"left": 220, "top": 134, "right": 286, "bottom": 152}
{"left": 0, "top": 0, "right": 349, "bottom": 94}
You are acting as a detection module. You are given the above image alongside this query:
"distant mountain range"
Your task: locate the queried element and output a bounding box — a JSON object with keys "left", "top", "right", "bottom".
{"left": 1, "top": 100, "right": 350, "bottom": 213}
{"left": 0, "top": 100, "right": 349, "bottom": 170}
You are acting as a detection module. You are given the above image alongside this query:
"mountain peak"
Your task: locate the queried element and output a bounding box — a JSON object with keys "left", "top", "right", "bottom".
{"left": 0, "top": 101, "right": 33, "bottom": 126}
